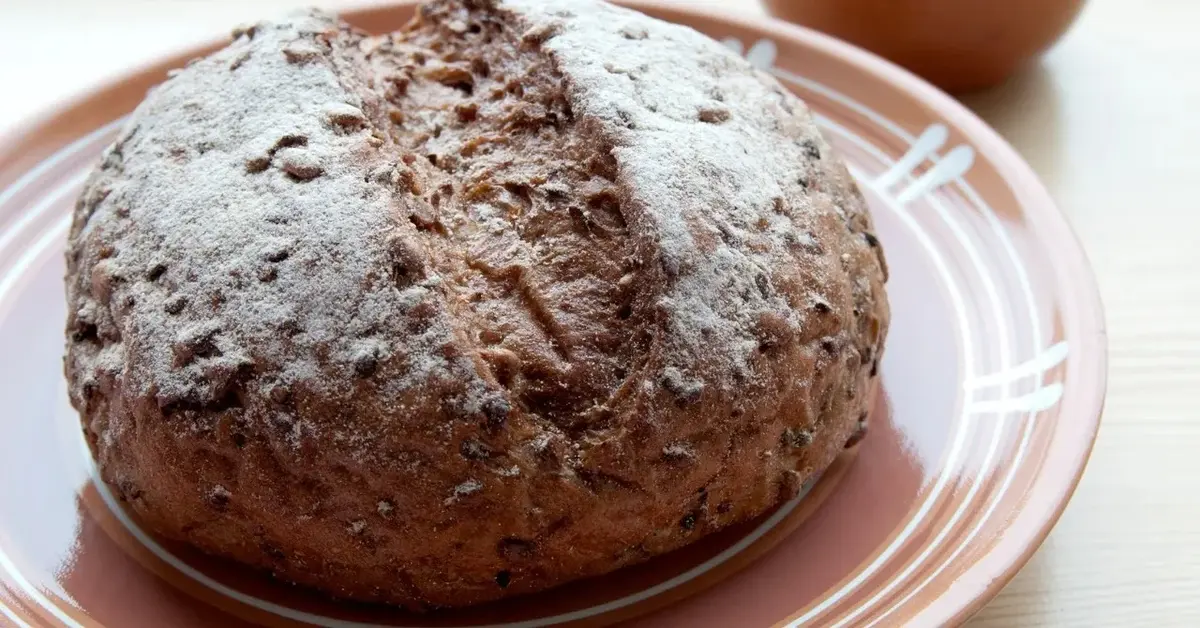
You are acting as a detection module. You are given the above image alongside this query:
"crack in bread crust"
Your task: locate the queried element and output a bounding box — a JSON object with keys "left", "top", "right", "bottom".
{"left": 63, "top": 0, "right": 890, "bottom": 609}
{"left": 367, "top": 1, "right": 645, "bottom": 436}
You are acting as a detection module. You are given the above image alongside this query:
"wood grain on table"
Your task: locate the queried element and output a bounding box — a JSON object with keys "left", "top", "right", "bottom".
{"left": 2, "top": 0, "right": 1198, "bottom": 625}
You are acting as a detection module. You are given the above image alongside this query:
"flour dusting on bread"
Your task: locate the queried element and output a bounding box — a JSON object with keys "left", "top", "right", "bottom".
{"left": 65, "top": 0, "right": 888, "bottom": 608}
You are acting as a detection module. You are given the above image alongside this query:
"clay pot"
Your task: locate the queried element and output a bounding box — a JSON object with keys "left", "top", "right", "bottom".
{"left": 763, "top": 0, "right": 1087, "bottom": 92}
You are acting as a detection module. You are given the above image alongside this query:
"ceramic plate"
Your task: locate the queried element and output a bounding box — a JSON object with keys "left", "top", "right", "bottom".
{"left": 0, "top": 2, "right": 1105, "bottom": 627}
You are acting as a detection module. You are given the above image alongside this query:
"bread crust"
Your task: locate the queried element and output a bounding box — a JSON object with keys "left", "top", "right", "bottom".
{"left": 64, "top": 0, "right": 889, "bottom": 608}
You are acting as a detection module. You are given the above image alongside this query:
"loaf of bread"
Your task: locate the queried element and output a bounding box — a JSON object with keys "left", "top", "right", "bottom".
{"left": 64, "top": 0, "right": 889, "bottom": 608}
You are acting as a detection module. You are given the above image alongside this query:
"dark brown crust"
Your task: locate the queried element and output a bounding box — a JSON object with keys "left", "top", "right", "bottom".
{"left": 64, "top": 0, "right": 889, "bottom": 609}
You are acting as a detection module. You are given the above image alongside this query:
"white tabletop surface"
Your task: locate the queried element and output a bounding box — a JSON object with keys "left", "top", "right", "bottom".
{"left": 2, "top": 0, "right": 1199, "bottom": 625}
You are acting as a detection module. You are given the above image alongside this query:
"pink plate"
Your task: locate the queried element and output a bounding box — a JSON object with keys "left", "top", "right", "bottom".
{"left": 0, "top": 2, "right": 1105, "bottom": 626}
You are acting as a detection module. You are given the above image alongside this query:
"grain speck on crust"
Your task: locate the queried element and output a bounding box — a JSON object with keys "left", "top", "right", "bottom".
{"left": 324, "top": 102, "right": 368, "bottom": 129}
{"left": 277, "top": 147, "right": 324, "bottom": 180}
{"left": 697, "top": 105, "right": 730, "bottom": 124}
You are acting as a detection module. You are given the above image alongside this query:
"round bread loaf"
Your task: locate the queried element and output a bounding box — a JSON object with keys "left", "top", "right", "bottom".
{"left": 65, "top": 0, "right": 889, "bottom": 608}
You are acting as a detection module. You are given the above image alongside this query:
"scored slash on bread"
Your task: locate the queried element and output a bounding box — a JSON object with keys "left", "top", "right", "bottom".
{"left": 64, "top": 0, "right": 889, "bottom": 608}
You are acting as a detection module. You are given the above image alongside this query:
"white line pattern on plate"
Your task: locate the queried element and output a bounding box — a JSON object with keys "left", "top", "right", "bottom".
{"left": 894, "top": 146, "right": 975, "bottom": 206}
{"left": 875, "top": 124, "right": 949, "bottom": 190}
{"left": 0, "top": 118, "right": 125, "bottom": 212}
{"left": 0, "top": 545, "right": 79, "bottom": 627}
{"left": 967, "top": 384, "right": 1065, "bottom": 414}
{"left": 967, "top": 342, "right": 1068, "bottom": 389}
{"left": 0, "top": 173, "right": 88, "bottom": 326}
{"left": 0, "top": 599, "right": 32, "bottom": 628}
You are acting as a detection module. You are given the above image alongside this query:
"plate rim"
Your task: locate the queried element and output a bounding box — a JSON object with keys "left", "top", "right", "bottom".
{"left": 0, "top": 2, "right": 1107, "bottom": 626}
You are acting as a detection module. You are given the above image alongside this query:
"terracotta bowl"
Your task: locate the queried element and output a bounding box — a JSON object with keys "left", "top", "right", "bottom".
{"left": 0, "top": 2, "right": 1105, "bottom": 626}
{"left": 763, "top": 0, "right": 1088, "bottom": 92}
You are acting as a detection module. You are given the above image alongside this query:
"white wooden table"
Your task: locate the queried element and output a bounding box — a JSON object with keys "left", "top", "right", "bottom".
{"left": 3, "top": 0, "right": 1198, "bottom": 625}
